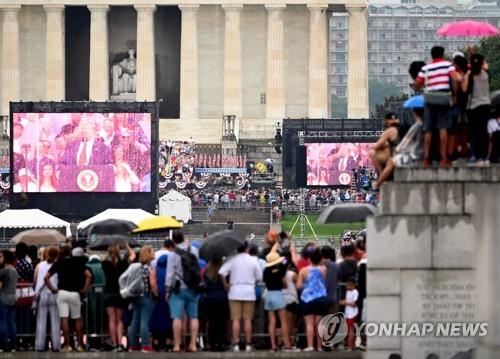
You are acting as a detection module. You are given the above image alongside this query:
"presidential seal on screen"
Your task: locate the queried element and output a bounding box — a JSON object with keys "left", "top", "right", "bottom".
{"left": 338, "top": 173, "right": 351, "bottom": 186}
{"left": 77, "top": 169, "right": 99, "bottom": 192}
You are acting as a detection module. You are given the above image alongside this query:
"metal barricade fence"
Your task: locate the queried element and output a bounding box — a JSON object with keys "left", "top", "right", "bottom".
{"left": 15, "top": 282, "right": 36, "bottom": 344}
{"left": 13, "top": 281, "right": 350, "bottom": 348}
{"left": 85, "top": 284, "right": 108, "bottom": 346}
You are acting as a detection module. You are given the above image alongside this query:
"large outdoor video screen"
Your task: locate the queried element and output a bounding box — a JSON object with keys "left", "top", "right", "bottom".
{"left": 306, "top": 143, "right": 374, "bottom": 186}
{"left": 12, "top": 112, "right": 151, "bottom": 193}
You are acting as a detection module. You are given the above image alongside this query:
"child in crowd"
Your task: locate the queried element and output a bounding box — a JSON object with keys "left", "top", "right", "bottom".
{"left": 340, "top": 277, "right": 359, "bottom": 351}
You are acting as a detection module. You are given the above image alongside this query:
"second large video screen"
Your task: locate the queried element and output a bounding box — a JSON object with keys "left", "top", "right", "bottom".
{"left": 306, "top": 143, "right": 374, "bottom": 186}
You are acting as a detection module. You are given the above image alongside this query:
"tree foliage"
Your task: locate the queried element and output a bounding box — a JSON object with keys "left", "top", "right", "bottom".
{"left": 371, "top": 94, "right": 410, "bottom": 123}
{"left": 331, "top": 79, "right": 404, "bottom": 119}
{"left": 474, "top": 36, "right": 500, "bottom": 91}
{"left": 331, "top": 95, "right": 347, "bottom": 118}
{"left": 369, "top": 80, "right": 404, "bottom": 115}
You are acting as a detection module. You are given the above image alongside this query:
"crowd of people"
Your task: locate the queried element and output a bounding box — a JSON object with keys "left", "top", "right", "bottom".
{"left": 370, "top": 46, "right": 500, "bottom": 190}
{"left": 0, "top": 230, "right": 367, "bottom": 353}
{"left": 182, "top": 187, "right": 378, "bottom": 211}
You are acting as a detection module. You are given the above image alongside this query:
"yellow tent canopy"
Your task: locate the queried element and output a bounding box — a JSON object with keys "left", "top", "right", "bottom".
{"left": 132, "top": 216, "right": 183, "bottom": 234}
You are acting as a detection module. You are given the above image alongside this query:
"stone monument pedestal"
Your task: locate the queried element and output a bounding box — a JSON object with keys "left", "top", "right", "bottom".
{"left": 367, "top": 166, "right": 500, "bottom": 359}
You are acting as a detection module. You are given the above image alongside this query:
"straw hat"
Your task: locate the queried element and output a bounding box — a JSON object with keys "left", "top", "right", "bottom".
{"left": 265, "top": 252, "right": 284, "bottom": 267}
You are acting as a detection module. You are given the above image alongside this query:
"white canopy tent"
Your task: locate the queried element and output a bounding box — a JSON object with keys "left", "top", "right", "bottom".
{"left": 77, "top": 208, "right": 156, "bottom": 231}
{"left": 0, "top": 209, "right": 71, "bottom": 237}
{"left": 159, "top": 190, "right": 192, "bottom": 223}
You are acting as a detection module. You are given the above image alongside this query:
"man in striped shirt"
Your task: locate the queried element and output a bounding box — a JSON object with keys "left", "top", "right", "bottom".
{"left": 415, "top": 46, "right": 458, "bottom": 167}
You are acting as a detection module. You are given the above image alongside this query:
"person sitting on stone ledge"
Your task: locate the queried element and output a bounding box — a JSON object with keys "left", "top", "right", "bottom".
{"left": 372, "top": 108, "right": 425, "bottom": 190}
{"left": 369, "top": 113, "right": 408, "bottom": 191}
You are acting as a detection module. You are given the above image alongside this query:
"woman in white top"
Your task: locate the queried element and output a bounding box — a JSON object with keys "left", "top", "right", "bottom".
{"left": 34, "top": 247, "right": 60, "bottom": 352}
{"left": 39, "top": 162, "right": 58, "bottom": 192}
{"left": 114, "top": 146, "right": 140, "bottom": 192}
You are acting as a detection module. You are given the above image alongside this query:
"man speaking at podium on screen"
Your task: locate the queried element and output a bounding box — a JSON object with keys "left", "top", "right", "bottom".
{"left": 58, "top": 117, "right": 114, "bottom": 192}
{"left": 60, "top": 118, "right": 112, "bottom": 166}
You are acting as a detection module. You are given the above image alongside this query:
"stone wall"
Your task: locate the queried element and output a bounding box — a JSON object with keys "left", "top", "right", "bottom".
{"left": 367, "top": 167, "right": 500, "bottom": 359}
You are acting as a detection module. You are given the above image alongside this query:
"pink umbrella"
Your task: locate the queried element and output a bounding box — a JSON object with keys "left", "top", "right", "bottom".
{"left": 437, "top": 20, "right": 499, "bottom": 37}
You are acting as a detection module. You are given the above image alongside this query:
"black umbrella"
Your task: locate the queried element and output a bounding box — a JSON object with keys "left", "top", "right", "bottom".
{"left": 86, "top": 219, "right": 137, "bottom": 236}
{"left": 200, "top": 230, "right": 246, "bottom": 261}
{"left": 316, "top": 204, "right": 377, "bottom": 224}
{"left": 89, "top": 234, "right": 140, "bottom": 251}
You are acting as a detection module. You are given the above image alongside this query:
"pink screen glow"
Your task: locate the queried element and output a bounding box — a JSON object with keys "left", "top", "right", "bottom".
{"left": 12, "top": 112, "right": 151, "bottom": 193}
{"left": 306, "top": 143, "right": 374, "bottom": 186}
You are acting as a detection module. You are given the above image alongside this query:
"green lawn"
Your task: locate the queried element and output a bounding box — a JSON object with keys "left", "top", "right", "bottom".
{"left": 280, "top": 214, "right": 365, "bottom": 238}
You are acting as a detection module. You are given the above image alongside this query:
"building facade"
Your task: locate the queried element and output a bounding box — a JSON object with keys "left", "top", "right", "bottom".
{"left": 0, "top": 0, "right": 370, "bottom": 144}
{"left": 330, "top": 1, "right": 500, "bottom": 99}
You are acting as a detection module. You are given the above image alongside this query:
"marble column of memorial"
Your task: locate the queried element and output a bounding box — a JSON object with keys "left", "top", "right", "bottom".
{"left": 0, "top": 1, "right": 370, "bottom": 125}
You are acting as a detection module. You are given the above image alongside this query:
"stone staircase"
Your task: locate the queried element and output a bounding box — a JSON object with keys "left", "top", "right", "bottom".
{"left": 240, "top": 139, "right": 282, "bottom": 185}
{"left": 183, "top": 209, "right": 270, "bottom": 236}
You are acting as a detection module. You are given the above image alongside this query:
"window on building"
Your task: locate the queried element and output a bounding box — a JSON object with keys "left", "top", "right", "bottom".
{"left": 395, "top": 21, "right": 401, "bottom": 29}
{"left": 381, "top": 33, "right": 386, "bottom": 40}
{"left": 382, "top": 55, "right": 386, "bottom": 62}
{"left": 337, "top": 87, "right": 346, "bottom": 97}
{"left": 395, "top": 42, "right": 402, "bottom": 50}
{"left": 336, "top": 53, "right": 345, "bottom": 62}
{"left": 382, "top": 67, "right": 386, "bottom": 74}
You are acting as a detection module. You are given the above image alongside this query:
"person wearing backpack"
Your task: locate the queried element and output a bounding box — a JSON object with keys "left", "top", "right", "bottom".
{"left": 165, "top": 231, "right": 201, "bottom": 352}
{"left": 123, "top": 246, "right": 158, "bottom": 353}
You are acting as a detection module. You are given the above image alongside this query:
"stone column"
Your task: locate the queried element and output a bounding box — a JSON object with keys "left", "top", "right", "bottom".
{"left": 307, "top": 4, "right": 329, "bottom": 119}
{"left": 1, "top": 5, "right": 21, "bottom": 116}
{"left": 347, "top": 3, "right": 369, "bottom": 118}
{"left": 222, "top": 5, "right": 243, "bottom": 136}
{"left": 265, "top": 4, "right": 286, "bottom": 121}
{"left": 135, "top": 5, "right": 156, "bottom": 101}
{"left": 44, "top": 5, "right": 65, "bottom": 101}
{"left": 88, "top": 5, "right": 109, "bottom": 101}
{"left": 179, "top": 4, "right": 199, "bottom": 120}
